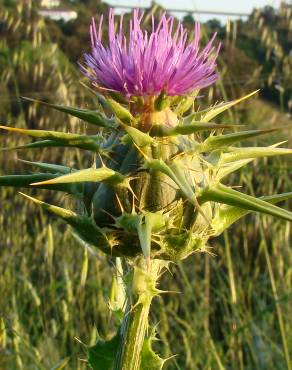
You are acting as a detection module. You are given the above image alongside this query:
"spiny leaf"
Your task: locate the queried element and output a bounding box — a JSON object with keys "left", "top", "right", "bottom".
{"left": 19, "top": 193, "right": 112, "bottom": 254}
{"left": 137, "top": 213, "right": 166, "bottom": 259}
{"left": 0, "top": 173, "right": 82, "bottom": 194}
{"left": 216, "top": 159, "right": 253, "bottom": 180}
{"left": 22, "top": 97, "right": 117, "bottom": 128}
{"left": 115, "top": 212, "right": 165, "bottom": 258}
{"left": 198, "top": 128, "right": 279, "bottom": 153}
{"left": 0, "top": 125, "right": 102, "bottom": 151}
{"left": 141, "top": 335, "right": 165, "bottom": 370}
{"left": 106, "top": 98, "right": 135, "bottom": 124}
{"left": 213, "top": 143, "right": 292, "bottom": 179}
{"left": 150, "top": 122, "right": 239, "bottom": 137}
{"left": 212, "top": 192, "right": 292, "bottom": 235}
{"left": 30, "top": 167, "right": 125, "bottom": 186}
{"left": 221, "top": 146, "right": 292, "bottom": 163}
{"left": 200, "top": 183, "right": 292, "bottom": 222}
{"left": 145, "top": 159, "right": 197, "bottom": 205}
{"left": 2, "top": 140, "right": 68, "bottom": 150}
{"left": 200, "top": 90, "right": 259, "bottom": 122}
{"left": 19, "top": 159, "right": 75, "bottom": 174}
{"left": 88, "top": 333, "right": 120, "bottom": 370}
{"left": 173, "top": 93, "right": 197, "bottom": 115}
{"left": 122, "top": 124, "right": 155, "bottom": 146}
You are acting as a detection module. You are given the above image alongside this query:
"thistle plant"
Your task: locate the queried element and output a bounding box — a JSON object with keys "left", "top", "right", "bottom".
{"left": 1, "top": 9, "right": 292, "bottom": 370}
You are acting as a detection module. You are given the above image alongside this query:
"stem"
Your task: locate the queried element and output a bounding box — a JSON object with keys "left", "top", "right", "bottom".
{"left": 113, "top": 258, "right": 162, "bottom": 370}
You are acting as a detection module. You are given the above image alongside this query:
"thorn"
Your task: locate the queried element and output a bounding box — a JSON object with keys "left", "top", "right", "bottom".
{"left": 100, "top": 208, "right": 116, "bottom": 221}
{"left": 18, "top": 191, "right": 38, "bottom": 202}
{"left": 164, "top": 354, "right": 179, "bottom": 363}
{"left": 171, "top": 151, "right": 185, "bottom": 161}
{"left": 130, "top": 188, "right": 136, "bottom": 214}
{"left": 98, "top": 152, "right": 106, "bottom": 167}
{"left": 74, "top": 336, "right": 86, "bottom": 346}
{"left": 132, "top": 142, "right": 149, "bottom": 160}
{"left": 193, "top": 196, "right": 211, "bottom": 225}
{"left": 157, "top": 289, "right": 181, "bottom": 295}
{"left": 127, "top": 183, "right": 138, "bottom": 201}
{"left": 115, "top": 193, "right": 124, "bottom": 213}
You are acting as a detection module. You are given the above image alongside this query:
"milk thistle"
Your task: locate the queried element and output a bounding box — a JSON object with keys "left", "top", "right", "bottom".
{"left": 1, "top": 9, "right": 292, "bottom": 370}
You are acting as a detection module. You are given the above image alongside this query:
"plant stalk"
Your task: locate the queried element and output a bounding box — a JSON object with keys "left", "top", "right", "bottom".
{"left": 113, "top": 258, "right": 162, "bottom": 370}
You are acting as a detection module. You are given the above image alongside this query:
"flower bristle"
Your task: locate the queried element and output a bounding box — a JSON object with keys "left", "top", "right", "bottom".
{"left": 82, "top": 9, "right": 220, "bottom": 97}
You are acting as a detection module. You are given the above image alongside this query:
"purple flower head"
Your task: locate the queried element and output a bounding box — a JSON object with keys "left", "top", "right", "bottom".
{"left": 82, "top": 9, "right": 220, "bottom": 97}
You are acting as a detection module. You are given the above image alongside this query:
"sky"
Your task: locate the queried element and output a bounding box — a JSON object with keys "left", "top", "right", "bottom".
{"left": 105, "top": 0, "right": 283, "bottom": 22}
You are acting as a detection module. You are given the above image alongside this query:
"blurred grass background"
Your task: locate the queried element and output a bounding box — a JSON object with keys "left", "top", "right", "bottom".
{"left": 0, "top": 1, "right": 291, "bottom": 369}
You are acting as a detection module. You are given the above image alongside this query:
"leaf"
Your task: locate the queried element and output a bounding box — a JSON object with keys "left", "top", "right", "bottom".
{"left": 212, "top": 192, "right": 292, "bottom": 235}
{"left": 200, "top": 183, "right": 292, "bottom": 222}
{"left": 106, "top": 98, "right": 135, "bottom": 124}
{"left": 30, "top": 167, "right": 125, "bottom": 186}
{"left": 150, "top": 122, "right": 239, "bottom": 137}
{"left": 19, "top": 159, "right": 75, "bottom": 174}
{"left": 0, "top": 125, "right": 102, "bottom": 151}
{"left": 144, "top": 159, "right": 209, "bottom": 222}
{"left": 22, "top": 97, "right": 117, "bottom": 129}
{"left": 2, "top": 140, "right": 68, "bottom": 150}
{"left": 115, "top": 212, "right": 165, "bottom": 258}
{"left": 201, "top": 90, "right": 259, "bottom": 122}
{"left": 141, "top": 336, "right": 165, "bottom": 370}
{"left": 0, "top": 173, "right": 83, "bottom": 194}
{"left": 88, "top": 329, "right": 165, "bottom": 370}
{"left": 122, "top": 124, "right": 155, "bottom": 147}
{"left": 173, "top": 94, "right": 196, "bottom": 115}
{"left": 221, "top": 146, "right": 292, "bottom": 164}
{"left": 137, "top": 213, "right": 165, "bottom": 258}
{"left": 198, "top": 128, "right": 278, "bottom": 153}
{"left": 19, "top": 193, "right": 112, "bottom": 254}
{"left": 216, "top": 159, "right": 253, "bottom": 180}
{"left": 145, "top": 159, "right": 195, "bottom": 204}
{"left": 215, "top": 143, "right": 292, "bottom": 179}
{"left": 88, "top": 334, "right": 120, "bottom": 370}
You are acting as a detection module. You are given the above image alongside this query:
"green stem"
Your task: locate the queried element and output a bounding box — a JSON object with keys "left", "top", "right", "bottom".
{"left": 113, "top": 258, "right": 162, "bottom": 370}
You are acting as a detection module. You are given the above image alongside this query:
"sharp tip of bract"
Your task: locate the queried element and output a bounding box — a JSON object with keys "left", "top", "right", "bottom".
{"left": 18, "top": 191, "right": 32, "bottom": 200}
{"left": 30, "top": 180, "right": 51, "bottom": 186}
{"left": 0, "top": 125, "right": 21, "bottom": 132}
{"left": 17, "top": 158, "right": 30, "bottom": 164}
{"left": 18, "top": 192, "right": 42, "bottom": 204}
